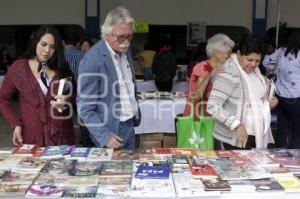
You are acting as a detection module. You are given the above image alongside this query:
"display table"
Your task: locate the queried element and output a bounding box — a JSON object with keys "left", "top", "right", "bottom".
{"left": 134, "top": 98, "right": 186, "bottom": 134}
{"left": 136, "top": 80, "right": 188, "bottom": 93}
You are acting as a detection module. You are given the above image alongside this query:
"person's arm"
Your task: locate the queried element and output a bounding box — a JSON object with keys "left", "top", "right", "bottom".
{"left": 262, "top": 48, "right": 283, "bottom": 71}
{"left": 76, "top": 57, "right": 115, "bottom": 148}
{"left": 206, "top": 72, "right": 240, "bottom": 131}
{"left": 0, "top": 66, "right": 23, "bottom": 146}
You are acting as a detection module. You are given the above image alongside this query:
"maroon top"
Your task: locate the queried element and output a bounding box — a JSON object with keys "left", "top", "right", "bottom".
{"left": 0, "top": 59, "right": 75, "bottom": 146}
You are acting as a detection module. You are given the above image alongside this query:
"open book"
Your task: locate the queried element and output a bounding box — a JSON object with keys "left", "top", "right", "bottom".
{"left": 57, "top": 77, "right": 72, "bottom": 112}
{"left": 268, "top": 79, "right": 276, "bottom": 100}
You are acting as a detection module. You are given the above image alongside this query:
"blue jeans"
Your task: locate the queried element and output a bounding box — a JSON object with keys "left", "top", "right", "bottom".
{"left": 276, "top": 95, "right": 300, "bottom": 148}
{"left": 143, "top": 68, "right": 154, "bottom": 80}
{"left": 118, "top": 118, "right": 135, "bottom": 150}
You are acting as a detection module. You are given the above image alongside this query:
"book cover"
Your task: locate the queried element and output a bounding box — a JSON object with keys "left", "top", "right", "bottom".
{"left": 200, "top": 177, "right": 231, "bottom": 191}
{"left": 269, "top": 148, "right": 292, "bottom": 157}
{"left": 33, "top": 147, "right": 46, "bottom": 158}
{"left": 173, "top": 172, "right": 221, "bottom": 197}
{"left": 63, "top": 186, "right": 98, "bottom": 198}
{"left": 274, "top": 176, "right": 300, "bottom": 192}
{"left": 189, "top": 164, "right": 218, "bottom": 179}
{"left": 40, "top": 158, "right": 72, "bottom": 176}
{"left": 0, "top": 184, "right": 29, "bottom": 195}
{"left": 41, "top": 145, "right": 67, "bottom": 159}
{"left": 172, "top": 154, "right": 190, "bottom": 165}
{"left": 68, "top": 160, "right": 103, "bottom": 176}
{"left": 153, "top": 147, "right": 175, "bottom": 156}
{"left": 135, "top": 165, "right": 170, "bottom": 179}
{"left": 98, "top": 176, "right": 132, "bottom": 185}
{"left": 96, "top": 185, "right": 131, "bottom": 199}
{"left": 68, "top": 147, "right": 90, "bottom": 160}
{"left": 87, "top": 148, "right": 113, "bottom": 161}
{"left": 112, "top": 149, "right": 139, "bottom": 160}
{"left": 25, "top": 184, "right": 64, "bottom": 198}
{"left": 13, "top": 157, "right": 49, "bottom": 172}
{"left": 216, "top": 150, "right": 238, "bottom": 158}
{"left": 64, "top": 176, "right": 99, "bottom": 187}
{"left": 1, "top": 171, "right": 38, "bottom": 185}
{"left": 100, "top": 160, "right": 133, "bottom": 177}
{"left": 174, "top": 148, "right": 198, "bottom": 156}
{"left": 251, "top": 178, "right": 284, "bottom": 192}
{"left": 12, "top": 144, "right": 39, "bottom": 156}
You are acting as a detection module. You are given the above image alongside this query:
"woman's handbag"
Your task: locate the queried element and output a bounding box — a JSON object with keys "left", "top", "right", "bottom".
{"left": 176, "top": 99, "right": 214, "bottom": 150}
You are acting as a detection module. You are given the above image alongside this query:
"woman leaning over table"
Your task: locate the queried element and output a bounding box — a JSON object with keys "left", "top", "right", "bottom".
{"left": 0, "top": 25, "right": 76, "bottom": 147}
{"left": 183, "top": 33, "right": 235, "bottom": 120}
{"left": 263, "top": 30, "right": 300, "bottom": 149}
{"left": 207, "top": 38, "right": 278, "bottom": 149}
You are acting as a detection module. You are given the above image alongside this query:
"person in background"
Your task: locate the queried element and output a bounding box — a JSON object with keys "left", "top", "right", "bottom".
{"left": 187, "top": 42, "right": 207, "bottom": 78}
{"left": 152, "top": 36, "right": 177, "bottom": 92}
{"left": 263, "top": 30, "right": 300, "bottom": 149}
{"left": 77, "top": 6, "right": 141, "bottom": 149}
{"left": 139, "top": 42, "right": 156, "bottom": 80}
{"left": 0, "top": 46, "right": 13, "bottom": 75}
{"left": 63, "top": 31, "right": 84, "bottom": 81}
{"left": 0, "top": 25, "right": 76, "bottom": 146}
{"left": 79, "top": 37, "right": 94, "bottom": 53}
{"left": 207, "top": 38, "right": 278, "bottom": 149}
{"left": 184, "top": 33, "right": 234, "bottom": 120}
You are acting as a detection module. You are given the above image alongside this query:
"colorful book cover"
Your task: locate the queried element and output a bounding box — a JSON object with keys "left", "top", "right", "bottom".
{"left": 189, "top": 164, "right": 218, "bottom": 179}
{"left": 172, "top": 154, "right": 190, "bottom": 165}
{"left": 87, "top": 148, "right": 113, "bottom": 161}
{"left": 200, "top": 177, "right": 231, "bottom": 191}
{"left": 40, "top": 158, "right": 72, "bottom": 176}
{"left": 0, "top": 184, "right": 29, "bottom": 195}
{"left": 112, "top": 150, "right": 139, "bottom": 160}
{"left": 12, "top": 144, "right": 39, "bottom": 156}
{"left": 135, "top": 165, "right": 170, "bottom": 179}
{"left": 98, "top": 176, "right": 132, "bottom": 185}
{"left": 13, "top": 157, "right": 49, "bottom": 172}
{"left": 41, "top": 145, "right": 67, "bottom": 159}
{"left": 174, "top": 148, "right": 198, "bottom": 156}
{"left": 100, "top": 160, "right": 133, "bottom": 177}
{"left": 153, "top": 147, "right": 175, "bottom": 156}
{"left": 33, "top": 147, "right": 46, "bottom": 158}
{"left": 68, "top": 160, "right": 103, "bottom": 176}
{"left": 274, "top": 176, "right": 300, "bottom": 192}
{"left": 63, "top": 186, "right": 98, "bottom": 198}
{"left": 68, "top": 147, "right": 91, "bottom": 160}
{"left": 25, "top": 184, "right": 64, "bottom": 198}
{"left": 216, "top": 150, "right": 238, "bottom": 158}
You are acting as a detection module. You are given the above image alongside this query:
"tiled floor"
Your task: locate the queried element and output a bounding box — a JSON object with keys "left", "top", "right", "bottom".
{"left": 0, "top": 100, "right": 81, "bottom": 147}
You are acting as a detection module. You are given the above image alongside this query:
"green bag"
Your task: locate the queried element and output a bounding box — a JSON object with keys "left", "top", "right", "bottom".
{"left": 176, "top": 99, "right": 214, "bottom": 150}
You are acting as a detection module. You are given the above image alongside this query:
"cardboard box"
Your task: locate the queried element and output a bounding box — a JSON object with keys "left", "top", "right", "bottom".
{"left": 140, "top": 140, "right": 162, "bottom": 149}
{"left": 140, "top": 133, "right": 164, "bottom": 141}
{"left": 163, "top": 134, "right": 176, "bottom": 148}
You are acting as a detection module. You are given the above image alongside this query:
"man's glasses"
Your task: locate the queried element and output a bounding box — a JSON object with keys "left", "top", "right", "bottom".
{"left": 111, "top": 33, "right": 133, "bottom": 42}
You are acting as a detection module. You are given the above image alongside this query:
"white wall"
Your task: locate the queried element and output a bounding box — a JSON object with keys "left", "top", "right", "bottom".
{"left": 0, "top": 0, "right": 299, "bottom": 31}
{"left": 100, "top": 0, "right": 253, "bottom": 30}
{"left": 0, "top": 0, "right": 85, "bottom": 27}
{"left": 267, "top": 0, "right": 300, "bottom": 29}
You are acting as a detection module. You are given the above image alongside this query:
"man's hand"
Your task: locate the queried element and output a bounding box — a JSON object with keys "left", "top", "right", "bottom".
{"left": 106, "top": 135, "right": 124, "bottom": 148}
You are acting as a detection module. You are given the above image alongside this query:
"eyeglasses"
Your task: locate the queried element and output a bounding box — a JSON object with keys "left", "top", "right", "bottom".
{"left": 111, "top": 33, "right": 133, "bottom": 42}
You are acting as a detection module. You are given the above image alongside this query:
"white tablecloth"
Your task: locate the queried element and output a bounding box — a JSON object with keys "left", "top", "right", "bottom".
{"left": 134, "top": 98, "right": 186, "bottom": 134}
{"left": 136, "top": 80, "right": 188, "bottom": 93}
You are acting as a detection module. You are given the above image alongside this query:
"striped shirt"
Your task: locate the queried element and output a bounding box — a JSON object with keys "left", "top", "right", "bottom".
{"left": 64, "top": 46, "right": 84, "bottom": 81}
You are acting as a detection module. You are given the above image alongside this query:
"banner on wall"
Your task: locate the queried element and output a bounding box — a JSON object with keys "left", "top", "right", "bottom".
{"left": 187, "top": 21, "right": 206, "bottom": 46}
{"left": 134, "top": 21, "right": 149, "bottom": 33}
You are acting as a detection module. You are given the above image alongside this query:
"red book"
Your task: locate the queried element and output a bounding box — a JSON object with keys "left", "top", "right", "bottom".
{"left": 12, "top": 144, "right": 39, "bottom": 157}
{"left": 189, "top": 164, "right": 217, "bottom": 179}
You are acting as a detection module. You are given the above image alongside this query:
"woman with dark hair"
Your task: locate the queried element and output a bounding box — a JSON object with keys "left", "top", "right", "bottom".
{"left": 79, "top": 38, "right": 94, "bottom": 53}
{"left": 207, "top": 38, "right": 278, "bottom": 149}
{"left": 263, "top": 30, "right": 300, "bottom": 149}
{"left": 0, "top": 25, "right": 76, "bottom": 146}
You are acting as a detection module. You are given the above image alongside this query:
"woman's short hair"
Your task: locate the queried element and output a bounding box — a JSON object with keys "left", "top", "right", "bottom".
{"left": 101, "top": 6, "right": 135, "bottom": 39}
{"left": 238, "top": 37, "right": 263, "bottom": 56}
{"left": 206, "top": 33, "right": 235, "bottom": 57}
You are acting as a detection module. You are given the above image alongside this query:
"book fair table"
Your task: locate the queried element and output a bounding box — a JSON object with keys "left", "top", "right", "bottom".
{"left": 136, "top": 80, "right": 188, "bottom": 93}
{"left": 134, "top": 95, "right": 186, "bottom": 134}
{"left": 1, "top": 146, "right": 300, "bottom": 198}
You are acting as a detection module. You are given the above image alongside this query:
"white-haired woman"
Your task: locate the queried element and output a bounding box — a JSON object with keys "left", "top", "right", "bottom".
{"left": 184, "top": 33, "right": 235, "bottom": 120}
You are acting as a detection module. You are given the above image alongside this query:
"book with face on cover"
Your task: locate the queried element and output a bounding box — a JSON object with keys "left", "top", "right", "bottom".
{"left": 68, "top": 160, "right": 103, "bottom": 176}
